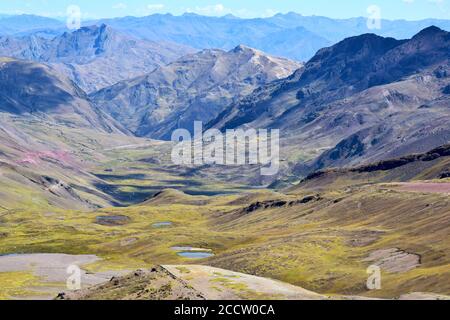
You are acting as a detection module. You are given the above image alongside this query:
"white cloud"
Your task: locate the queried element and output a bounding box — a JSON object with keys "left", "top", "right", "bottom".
{"left": 147, "top": 4, "right": 165, "bottom": 11}
{"left": 113, "top": 3, "right": 127, "bottom": 10}
{"left": 186, "top": 4, "right": 228, "bottom": 16}
{"left": 184, "top": 4, "right": 279, "bottom": 18}
{"left": 261, "top": 9, "right": 280, "bottom": 18}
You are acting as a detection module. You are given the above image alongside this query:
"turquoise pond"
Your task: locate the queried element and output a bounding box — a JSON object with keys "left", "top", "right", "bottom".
{"left": 152, "top": 222, "right": 173, "bottom": 228}
{"left": 176, "top": 252, "right": 215, "bottom": 259}
{"left": 170, "top": 246, "right": 215, "bottom": 259}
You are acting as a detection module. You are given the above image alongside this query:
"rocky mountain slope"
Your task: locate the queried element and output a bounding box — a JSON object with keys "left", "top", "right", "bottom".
{"left": 57, "top": 265, "right": 450, "bottom": 300}
{"left": 0, "top": 24, "right": 195, "bottom": 93}
{"left": 0, "top": 57, "right": 153, "bottom": 210}
{"left": 0, "top": 57, "right": 122, "bottom": 131}
{"left": 57, "top": 265, "right": 328, "bottom": 300}
{"left": 208, "top": 26, "right": 450, "bottom": 177}
{"left": 91, "top": 45, "right": 301, "bottom": 139}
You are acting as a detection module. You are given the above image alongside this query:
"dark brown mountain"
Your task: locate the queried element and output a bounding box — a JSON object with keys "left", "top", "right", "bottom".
{"left": 208, "top": 26, "right": 450, "bottom": 177}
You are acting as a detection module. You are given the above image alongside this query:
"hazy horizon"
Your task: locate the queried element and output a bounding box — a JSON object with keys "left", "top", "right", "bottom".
{"left": 0, "top": 0, "right": 449, "bottom": 21}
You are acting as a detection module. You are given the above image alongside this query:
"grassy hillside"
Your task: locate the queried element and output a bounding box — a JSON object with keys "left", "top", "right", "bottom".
{"left": 1, "top": 122, "right": 449, "bottom": 299}
{"left": 1, "top": 177, "right": 449, "bottom": 299}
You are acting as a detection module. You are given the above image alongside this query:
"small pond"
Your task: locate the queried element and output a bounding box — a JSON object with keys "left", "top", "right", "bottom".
{"left": 177, "top": 252, "right": 215, "bottom": 259}
{"left": 170, "top": 246, "right": 215, "bottom": 259}
{"left": 152, "top": 222, "right": 173, "bottom": 228}
{"left": 95, "top": 215, "right": 130, "bottom": 226}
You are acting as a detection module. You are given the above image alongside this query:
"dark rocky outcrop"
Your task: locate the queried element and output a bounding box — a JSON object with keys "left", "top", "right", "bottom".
{"left": 443, "top": 85, "right": 450, "bottom": 94}
{"left": 302, "top": 144, "right": 450, "bottom": 182}
{"left": 241, "top": 195, "right": 321, "bottom": 214}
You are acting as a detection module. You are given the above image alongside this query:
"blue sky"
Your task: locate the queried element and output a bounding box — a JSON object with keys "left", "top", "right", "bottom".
{"left": 1, "top": 0, "right": 449, "bottom": 20}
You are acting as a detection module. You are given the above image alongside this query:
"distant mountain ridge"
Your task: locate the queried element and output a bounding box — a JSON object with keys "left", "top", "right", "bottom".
{"left": 0, "top": 14, "right": 64, "bottom": 36}
{"left": 0, "top": 24, "right": 195, "bottom": 92}
{"left": 2, "top": 13, "right": 450, "bottom": 62}
{"left": 89, "top": 12, "right": 450, "bottom": 61}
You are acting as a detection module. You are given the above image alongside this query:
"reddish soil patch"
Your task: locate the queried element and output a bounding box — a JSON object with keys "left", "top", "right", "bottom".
{"left": 18, "top": 151, "right": 74, "bottom": 165}
{"left": 395, "top": 183, "right": 450, "bottom": 194}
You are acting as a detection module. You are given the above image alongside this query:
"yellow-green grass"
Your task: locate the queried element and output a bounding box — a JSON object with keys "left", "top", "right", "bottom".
{"left": 0, "top": 271, "right": 60, "bottom": 300}
{"left": 0, "top": 197, "right": 251, "bottom": 271}
{"left": 0, "top": 181, "right": 449, "bottom": 299}
{"left": 203, "top": 186, "right": 450, "bottom": 297}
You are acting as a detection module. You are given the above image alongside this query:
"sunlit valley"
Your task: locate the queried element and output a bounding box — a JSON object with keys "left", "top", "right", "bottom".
{"left": 0, "top": 8, "right": 449, "bottom": 301}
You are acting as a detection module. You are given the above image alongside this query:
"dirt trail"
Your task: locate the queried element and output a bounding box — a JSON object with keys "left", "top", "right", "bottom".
{"left": 163, "top": 265, "right": 327, "bottom": 300}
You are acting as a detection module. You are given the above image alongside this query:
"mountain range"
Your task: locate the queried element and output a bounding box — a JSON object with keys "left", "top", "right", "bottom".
{"left": 91, "top": 45, "right": 301, "bottom": 139}
{"left": 0, "top": 24, "right": 195, "bottom": 93}
{"left": 209, "top": 26, "right": 450, "bottom": 178}
{"left": 1, "top": 24, "right": 450, "bottom": 181}
{"left": 2, "top": 13, "right": 450, "bottom": 62}
{"left": 91, "top": 13, "right": 450, "bottom": 61}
